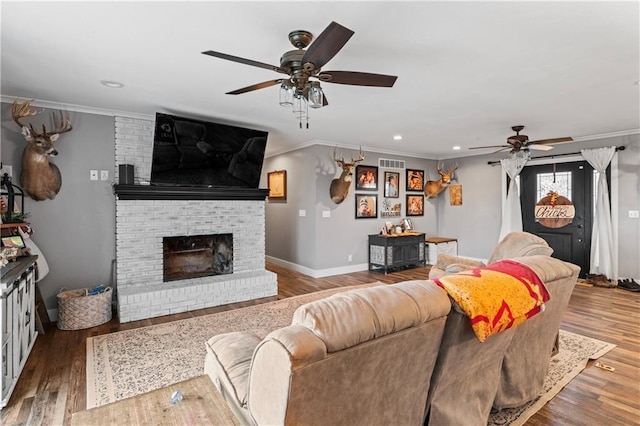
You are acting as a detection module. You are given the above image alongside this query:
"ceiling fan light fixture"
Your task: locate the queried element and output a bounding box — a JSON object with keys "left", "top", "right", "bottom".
{"left": 279, "top": 81, "right": 294, "bottom": 107}
{"left": 308, "top": 82, "right": 324, "bottom": 109}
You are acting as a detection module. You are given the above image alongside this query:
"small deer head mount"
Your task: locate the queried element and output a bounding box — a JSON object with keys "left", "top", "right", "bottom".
{"left": 11, "top": 100, "right": 73, "bottom": 201}
{"left": 329, "top": 147, "right": 365, "bottom": 204}
{"left": 424, "top": 162, "right": 458, "bottom": 199}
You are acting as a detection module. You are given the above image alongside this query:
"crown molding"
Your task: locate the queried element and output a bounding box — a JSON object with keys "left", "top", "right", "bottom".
{"left": 0, "top": 95, "right": 155, "bottom": 121}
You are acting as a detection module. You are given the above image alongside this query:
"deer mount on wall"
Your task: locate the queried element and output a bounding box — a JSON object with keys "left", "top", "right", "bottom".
{"left": 424, "top": 162, "right": 458, "bottom": 199}
{"left": 11, "top": 100, "right": 73, "bottom": 201}
{"left": 329, "top": 147, "right": 364, "bottom": 204}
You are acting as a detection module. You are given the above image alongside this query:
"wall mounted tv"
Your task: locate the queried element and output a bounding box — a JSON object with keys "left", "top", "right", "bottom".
{"left": 150, "top": 112, "right": 268, "bottom": 188}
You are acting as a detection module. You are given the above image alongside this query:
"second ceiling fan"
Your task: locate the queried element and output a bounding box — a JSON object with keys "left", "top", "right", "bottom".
{"left": 469, "top": 125, "right": 574, "bottom": 154}
{"left": 202, "top": 21, "right": 397, "bottom": 114}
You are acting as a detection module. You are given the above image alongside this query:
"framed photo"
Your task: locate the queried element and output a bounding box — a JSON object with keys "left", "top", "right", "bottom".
{"left": 403, "top": 218, "right": 413, "bottom": 230}
{"left": 406, "top": 169, "right": 424, "bottom": 191}
{"left": 450, "top": 184, "right": 462, "bottom": 206}
{"left": 406, "top": 194, "right": 424, "bottom": 216}
{"left": 383, "top": 171, "right": 400, "bottom": 198}
{"left": 355, "top": 165, "right": 378, "bottom": 191}
{"left": 267, "top": 170, "right": 287, "bottom": 200}
{"left": 355, "top": 194, "right": 378, "bottom": 219}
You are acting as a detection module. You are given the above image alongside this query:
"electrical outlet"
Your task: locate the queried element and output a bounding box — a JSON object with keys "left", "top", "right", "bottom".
{"left": 100, "top": 170, "right": 109, "bottom": 181}
{"left": 629, "top": 210, "right": 639, "bottom": 219}
{"left": 0, "top": 165, "right": 12, "bottom": 179}
{"left": 348, "top": 254, "right": 353, "bottom": 262}
{"left": 90, "top": 170, "right": 98, "bottom": 180}
{"left": 322, "top": 210, "right": 331, "bottom": 218}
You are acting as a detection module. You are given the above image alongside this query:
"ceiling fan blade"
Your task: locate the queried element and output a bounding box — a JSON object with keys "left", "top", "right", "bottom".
{"left": 226, "top": 79, "right": 283, "bottom": 95}
{"left": 301, "top": 22, "right": 354, "bottom": 70}
{"left": 468, "top": 145, "right": 511, "bottom": 150}
{"left": 528, "top": 144, "right": 554, "bottom": 151}
{"left": 528, "top": 137, "right": 574, "bottom": 145}
{"left": 318, "top": 71, "right": 397, "bottom": 87}
{"left": 202, "top": 50, "right": 287, "bottom": 74}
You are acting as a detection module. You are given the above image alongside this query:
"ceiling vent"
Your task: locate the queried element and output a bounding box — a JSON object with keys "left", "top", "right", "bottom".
{"left": 378, "top": 158, "right": 405, "bottom": 170}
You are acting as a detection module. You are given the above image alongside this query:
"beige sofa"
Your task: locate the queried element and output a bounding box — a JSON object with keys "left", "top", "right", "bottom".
{"left": 205, "top": 281, "right": 451, "bottom": 425}
{"left": 204, "top": 250, "right": 579, "bottom": 426}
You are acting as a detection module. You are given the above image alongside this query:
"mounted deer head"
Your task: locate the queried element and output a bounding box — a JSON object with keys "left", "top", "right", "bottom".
{"left": 424, "top": 162, "right": 458, "bottom": 199}
{"left": 11, "top": 100, "right": 72, "bottom": 201}
{"left": 329, "top": 147, "right": 365, "bottom": 204}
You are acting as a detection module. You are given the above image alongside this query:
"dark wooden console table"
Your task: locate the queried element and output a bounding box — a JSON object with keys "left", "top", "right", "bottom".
{"left": 368, "top": 232, "right": 426, "bottom": 274}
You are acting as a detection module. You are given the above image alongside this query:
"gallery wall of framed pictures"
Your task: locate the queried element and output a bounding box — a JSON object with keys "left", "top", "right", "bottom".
{"left": 353, "top": 162, "right": 427, "bottom": 220}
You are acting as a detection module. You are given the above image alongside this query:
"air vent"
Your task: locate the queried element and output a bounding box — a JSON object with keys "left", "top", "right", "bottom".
{"left": 378, "top": 158, "right": 406, "bottom": 170}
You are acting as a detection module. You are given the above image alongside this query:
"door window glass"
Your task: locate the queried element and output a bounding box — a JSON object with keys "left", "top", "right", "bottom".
{"left": 536, "top": 171, "right": 572, "bottom": 200}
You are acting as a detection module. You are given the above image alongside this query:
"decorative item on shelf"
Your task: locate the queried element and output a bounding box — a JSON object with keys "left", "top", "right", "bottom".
{"left": 0, "top": 246, "right": 19, "bottom": 268}
{"left": 406, "top": 169, "right": 424, "bottom": 191}
{"left": 355, "top": 165, "right": 378, "bottom": 191}
{"left": 267, "top": 170, "right": 287, "bottom": 200}
{"left": 1, "top": 172, "right": 26, "bottom": 223}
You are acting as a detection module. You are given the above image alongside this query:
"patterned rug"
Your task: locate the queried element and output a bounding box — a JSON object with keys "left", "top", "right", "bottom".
{"left": 86, "top": 287, "right": 615, "bottom": 425}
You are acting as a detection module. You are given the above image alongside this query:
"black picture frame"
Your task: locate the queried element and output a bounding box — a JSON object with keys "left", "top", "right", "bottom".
{"left": 355, "top": 194, "right": 378, "bottom": 219}
{"left": 355, "top": 165, "right": 378, "bottom": 191}
{"left": 383, "top": 171, "right": 400, "bottom": 198}
{"left": 406, "top": 169, "right": 424, "bottom": 192}
{"left": 406, "top": 194, "right": 424, "bottom": 216}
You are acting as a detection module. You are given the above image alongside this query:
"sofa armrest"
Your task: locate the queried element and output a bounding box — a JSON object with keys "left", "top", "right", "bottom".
{"left": 205, "top": 331, "right": 261, "bottom": 408}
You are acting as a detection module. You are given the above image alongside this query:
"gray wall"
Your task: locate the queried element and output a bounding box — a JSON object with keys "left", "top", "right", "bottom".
{"left": 263, "top": 145, "right": 438, "bottom": 271}
{"left": 437, "top": 134, "right": 640, "bottom": 278}
{"left": 1, "top": 103, "right": 115, "bottom": 313}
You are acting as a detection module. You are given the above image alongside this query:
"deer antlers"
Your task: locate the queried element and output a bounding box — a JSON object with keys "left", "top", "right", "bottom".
{"left": 333, "top": 146, "right": 364, "bottom": 167}
{"left": 11, "top": 100, "right": 73, "bottom": 137}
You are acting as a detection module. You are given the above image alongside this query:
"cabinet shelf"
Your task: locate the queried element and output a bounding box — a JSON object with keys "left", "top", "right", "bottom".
{"left": 0, "top": 223, "right": 28, "bottom": 229}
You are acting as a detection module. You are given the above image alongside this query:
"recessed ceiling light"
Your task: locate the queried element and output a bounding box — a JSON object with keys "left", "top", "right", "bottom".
{"left": 100, "top": 80, "right": 124, "bottom": 88}
{"left": 452, "top": 146, "right": 461, "bottom": 150}
{"left": 393, "top": 135, "right": 402, "bottom": 141}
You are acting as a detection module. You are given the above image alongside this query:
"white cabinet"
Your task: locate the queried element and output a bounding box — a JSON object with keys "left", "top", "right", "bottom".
{"left": 1, "top": 256, "right": 37, "bottom": 409}
{"left": 425, "top": 237, "right": 458, "bottom": 265}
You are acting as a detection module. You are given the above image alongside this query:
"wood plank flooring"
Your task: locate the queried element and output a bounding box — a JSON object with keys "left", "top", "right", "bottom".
{"left": 1, "top": 263, "right": 638, "bottom": 425}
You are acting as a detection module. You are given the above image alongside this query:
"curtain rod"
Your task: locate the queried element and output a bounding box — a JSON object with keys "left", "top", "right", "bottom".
{"left": 487, "top": 145, "right": 626, "bottom": 166}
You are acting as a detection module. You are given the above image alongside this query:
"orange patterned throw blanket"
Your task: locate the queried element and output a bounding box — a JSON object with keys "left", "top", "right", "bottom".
{"left": 434, "top": 260, "right": 549, "bottom": 342}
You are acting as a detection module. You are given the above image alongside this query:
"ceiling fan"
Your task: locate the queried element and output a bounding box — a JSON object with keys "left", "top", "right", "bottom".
{"left": 202, "top": 21, "right": 397, "bottom": 109}
{"left": 469, "top": 126, "right": 574, "bottom": 154}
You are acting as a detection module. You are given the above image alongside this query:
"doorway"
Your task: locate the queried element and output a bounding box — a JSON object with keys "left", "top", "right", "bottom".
{"left": 518, "top": 161, "right": 601, "bottom": 278}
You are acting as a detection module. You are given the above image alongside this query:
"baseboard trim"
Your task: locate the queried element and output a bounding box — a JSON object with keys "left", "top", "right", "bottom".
{"left": 266, "top": 256, "right": 369, "bottom": 278}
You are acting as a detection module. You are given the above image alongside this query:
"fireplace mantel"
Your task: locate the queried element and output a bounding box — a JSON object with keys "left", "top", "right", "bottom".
{"left": 114, "top": 184, "right": 268, "bottom": 201}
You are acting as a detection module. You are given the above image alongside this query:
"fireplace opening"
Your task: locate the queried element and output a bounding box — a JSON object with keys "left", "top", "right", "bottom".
{"left": 163, "top": 233, "right": 233, "bottom": 282}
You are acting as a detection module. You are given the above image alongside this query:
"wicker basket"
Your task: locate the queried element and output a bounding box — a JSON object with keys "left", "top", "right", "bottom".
{"left": 57, "top": 287, "right": 113, "bottom": 330}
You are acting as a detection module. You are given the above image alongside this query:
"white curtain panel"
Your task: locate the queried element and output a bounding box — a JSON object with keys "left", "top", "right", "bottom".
{"left": 499, "top": 154, "right": 529, "bottom": 240}
{"left": 581, "top": 146, "right": 616, "bottom": 279}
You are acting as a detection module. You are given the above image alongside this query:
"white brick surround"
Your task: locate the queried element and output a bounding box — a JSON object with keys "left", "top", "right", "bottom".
{"left": 114, "top": 117, "right": 277, "bottom": 322}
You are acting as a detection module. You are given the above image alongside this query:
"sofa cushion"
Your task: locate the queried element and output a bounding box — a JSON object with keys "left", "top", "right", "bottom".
{"left": 435, "top": 254, "right": 485, "bottom": 272}
{"left": 292, "top": 282, "right": 450, "bottom": 352}
{"left": 488, "top": 232, "right": 554, "bottom": 264}
{"left": 206, "top": 331, "right": 261, "bottom": 407}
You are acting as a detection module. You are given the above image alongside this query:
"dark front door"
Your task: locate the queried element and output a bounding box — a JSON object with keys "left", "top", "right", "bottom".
{"left": 519, "top": 161, "right": 595, "bottom": 277}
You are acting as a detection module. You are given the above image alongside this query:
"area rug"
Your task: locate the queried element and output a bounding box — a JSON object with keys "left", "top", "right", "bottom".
{"left": 87, "top": 288, "right": 615, "bottom": 425}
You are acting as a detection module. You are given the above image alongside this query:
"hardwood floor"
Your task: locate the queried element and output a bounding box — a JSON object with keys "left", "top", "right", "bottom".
{"left": 2, "top": 263, "right": 639, "bottom": 425}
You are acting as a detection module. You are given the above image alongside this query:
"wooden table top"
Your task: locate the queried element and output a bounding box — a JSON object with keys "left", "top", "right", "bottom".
{"left": 425, "top": 237, "right": 457, "bottom": 244}
{"left": 71, "top": 375, "right": 240, "bottom": 426}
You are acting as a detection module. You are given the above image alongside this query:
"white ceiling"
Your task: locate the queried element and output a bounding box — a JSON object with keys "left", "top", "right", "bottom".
{"left": 2, "top": 1, "right": 639, "bottom": 159}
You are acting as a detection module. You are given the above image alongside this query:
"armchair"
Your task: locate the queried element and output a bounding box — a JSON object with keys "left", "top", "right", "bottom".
{"left": 428, "top": 232, "right": 554, "bottom": 279}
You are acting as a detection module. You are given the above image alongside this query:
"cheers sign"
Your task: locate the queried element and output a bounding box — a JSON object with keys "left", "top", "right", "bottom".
{"left": 535, "top": 192, "right": 575, "bottom": 228}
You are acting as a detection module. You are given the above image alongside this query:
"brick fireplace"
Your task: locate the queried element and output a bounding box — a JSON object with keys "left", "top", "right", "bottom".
{"left": 113, "top": 117, "right": 277, "bottom": 322}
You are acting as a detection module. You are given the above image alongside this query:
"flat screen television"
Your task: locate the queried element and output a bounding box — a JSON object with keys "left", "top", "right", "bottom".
{"left": 150, "top": 112, "right": 268, "bottom": 188}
